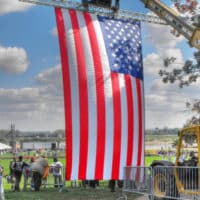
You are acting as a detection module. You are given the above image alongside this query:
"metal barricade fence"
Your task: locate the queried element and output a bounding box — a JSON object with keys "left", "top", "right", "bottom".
{"left": 122, "top": 166, "right": 200, "bottom": 200}
{"left": 152, "top": 166, "right": 200, "bottom": 200}
{"left": 122, "top": 166, "right": 152, "bottom": 197}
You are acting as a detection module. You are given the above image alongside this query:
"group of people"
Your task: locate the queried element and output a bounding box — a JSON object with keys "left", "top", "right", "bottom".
{"left": 7, "top": 155, "right": 123, "bottom": 192}
{"left": 9, "top": 155, "right": 63, "bottom": 191}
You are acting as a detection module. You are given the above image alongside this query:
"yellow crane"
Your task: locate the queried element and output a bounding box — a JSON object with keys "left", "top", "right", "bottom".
{"left": 19, "top": 0, "right": 200, "bottom": 51}
{"left": 139, "top": 0, "right": 200, "bottom": 51}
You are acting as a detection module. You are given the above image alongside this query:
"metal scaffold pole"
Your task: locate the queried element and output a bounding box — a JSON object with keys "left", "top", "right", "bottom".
{"left": 19, "top": 0, "right": 166, "bottom": 25}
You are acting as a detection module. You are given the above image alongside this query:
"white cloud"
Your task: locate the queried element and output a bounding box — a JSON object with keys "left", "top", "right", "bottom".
{"left": 142, "top": 23, "right": 184, "bottom": 76}
{"left": 149, "top": 77, "right": 182, "bottom": 95}
{"left": 0, "top": 61, "right": 198, "bottom": 131}
{"left": 35, "top": 64, "right": 63, "bottom": 96}
{"left": 142, "top": 21, "right": 189, "bottom": 129}
{"left": 143, "top": 49, "right": 183, "bottom": 75}
{"left": 141, "top": 13, "right": 200, "bottom": 128}
{"left": 145, "top": 107, "right": 188, "bottom": 129}
{"left": 0, "top": 64, "right": 64, "bottom": 131}
{"left": 0, "top": 88, "right": 40, "bottom": 112}
{"left": 143, "top": 53, "right": 162, "bottom": 75}
{"left": 179, "top": 79, "right": 200, "bottom": 100}
{"left": 0, "top": 0, "right": 33, "bottom": 15}
{"left": 145, "top": 78, "right": 193, "bottom": 129}
{"left": 0, "top": 46, "right": 29, "bottom": 74}
{"left": 35, "top": 64, "right": 61, "bottom": 85}
{"left": 143, "top": 21, "right": 184, "bottom": 49}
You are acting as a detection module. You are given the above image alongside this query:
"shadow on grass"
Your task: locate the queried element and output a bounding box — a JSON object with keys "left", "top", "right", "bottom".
{"left": 5, "top": 187, "right": 118, "bottom": 200}
{"left": 5, "top": 187, "right": 142, "bottom": 200}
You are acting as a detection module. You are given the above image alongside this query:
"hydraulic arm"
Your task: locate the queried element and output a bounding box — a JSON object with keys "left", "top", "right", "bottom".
{"left": 139, "top": 0, "right": 200, "bottom": 50}
{"left": 19, "top": 0, "right": 200, "bottom": 50}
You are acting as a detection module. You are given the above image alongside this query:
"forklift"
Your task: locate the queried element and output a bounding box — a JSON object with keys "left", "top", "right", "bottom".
{"left": 151, "top": 125, "right": 200, "bottom": 199}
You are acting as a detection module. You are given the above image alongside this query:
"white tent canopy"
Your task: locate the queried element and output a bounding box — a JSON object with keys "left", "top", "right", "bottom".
{"left": 0, "top": 143, "right": 11, "bottom": 150}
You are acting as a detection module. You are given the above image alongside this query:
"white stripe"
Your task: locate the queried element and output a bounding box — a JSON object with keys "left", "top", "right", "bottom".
{"left": 118, "top": 75, "right": 128, "bottom": 179}
{"left": 131, "top": 78, "right": 139, "bottom": 167}
{"left": 139, "top": 80, "right": 145, "bottom": 181}
{"left": 76, "top": 12, "right": 98, "bottom": 179}
{"left": 140, "top": 80, "right": 145, "bottom": 166}
{"left": 63, "top": 10, "right": 80, "bottom": 180}
{"left": 91, "top": 14, "right": 114, "bottom": 179}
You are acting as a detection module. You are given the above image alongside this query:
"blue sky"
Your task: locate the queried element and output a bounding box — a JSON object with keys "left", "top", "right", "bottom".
{"left": 0, "top": 0, "right": 199, "bottom": 131}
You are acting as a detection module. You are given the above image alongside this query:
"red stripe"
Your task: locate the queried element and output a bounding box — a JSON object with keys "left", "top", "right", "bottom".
{"left": 69, "top": 10, "right": 89, "bottom": 180}
{"left": 55, "top": 8, "right": 72, "bottom": 180}
{"left": 136, "top": 79, "right": 143, "bottom": 166}
{"left": 83, "top": 12, "right": 106, "bottom": 180}
{"left": 111, "top": 73, "right": 121, "bottom": 180}
{"left": 125, "top": 75, "right": 134, "bottom": 166}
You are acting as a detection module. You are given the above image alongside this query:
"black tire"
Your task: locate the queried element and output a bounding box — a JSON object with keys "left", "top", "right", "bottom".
{"left": 150, "top": 167, "right": 179, "bottom": 200}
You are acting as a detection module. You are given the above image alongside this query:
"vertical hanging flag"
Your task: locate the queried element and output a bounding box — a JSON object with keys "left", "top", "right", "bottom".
{"left": 55, "top": 8, "right": 145, "bottom": 180}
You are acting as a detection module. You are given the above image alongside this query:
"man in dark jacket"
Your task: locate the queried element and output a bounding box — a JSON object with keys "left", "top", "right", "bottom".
{"left": 13, "top": 156, "right": 28, "bottom": 191}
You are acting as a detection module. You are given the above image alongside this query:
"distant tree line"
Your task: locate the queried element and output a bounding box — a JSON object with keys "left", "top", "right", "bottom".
{"left": 0, "top": 129, "right": 65, "bottom": 144}
{"left": 145, "top": 127, "right": 180, "bottom": 135}
{"left": 0, "top": 128, "right": 181, "bottom": 138}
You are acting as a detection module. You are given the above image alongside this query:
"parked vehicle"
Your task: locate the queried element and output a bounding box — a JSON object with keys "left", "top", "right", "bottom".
{"left": 151, "top": 125, "right": 200, "bottom": 200}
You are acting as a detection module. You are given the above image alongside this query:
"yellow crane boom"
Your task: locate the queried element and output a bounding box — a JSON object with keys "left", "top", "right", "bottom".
{"left": 139, "top": 0, "right": 200, "bottom": 51}
{"left": 19, "top": 0, "right": 200, "bottom": 50}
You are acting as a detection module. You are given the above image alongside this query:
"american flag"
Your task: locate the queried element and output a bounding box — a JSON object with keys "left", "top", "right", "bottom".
{"left": 55, "top": 8, "right": 144, "bottom": 180}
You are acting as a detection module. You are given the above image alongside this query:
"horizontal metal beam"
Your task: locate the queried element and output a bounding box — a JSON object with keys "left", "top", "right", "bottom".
{"left": 19, "top": 0, "right": 167, "bottom": 25}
